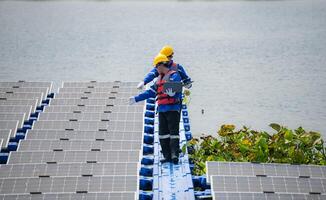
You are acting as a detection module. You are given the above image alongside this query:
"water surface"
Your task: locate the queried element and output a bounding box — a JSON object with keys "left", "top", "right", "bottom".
{"left": 0, "top": 0, "right": 325, "bottom": 137}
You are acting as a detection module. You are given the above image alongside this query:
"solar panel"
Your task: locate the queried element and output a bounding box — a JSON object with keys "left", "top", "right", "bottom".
{"left": 55, "top": 92, "right": 117, "bottom": 99}
{"left": 0, "top": 88, "right": 49, "bottom": 99}
{"left": 17, "top": 140, "right": 142, "bottom": 151}
{"left": 0, "top": 129, "right": 11, "bottom": 149}
{"left": 106, "top": 112, "right": 143, "bottom": 121}
{"left": 206, "top": 162, "right": 326, "bottom": 182}
{"left": 31, "top": 120, "right": 108, "bottom": 131}
{"left": 0, "top": 192, "right": 137, "bottom": 200}
{"left": 0, "top": 99, "right": 38, "bottom": 112}
{"left": 25, "top": 130, "right": 143, "bottom": 141}
{"left": 38, "top": 112, "right": 111, "bottom": 121}
{"left": 0, "top": 121, "right": 19, "bottom": 137}
{"left": 0, "top": 113, "right": 26, "bottom": 127}
{"left": 8, "top": 150, "right": 141, "bottom": 164}
{"left": 0, "top": 162, "right": 140, "bottom": 178}
{"left": 62, "top": 81, "right": 137, "bottom": 88}
{"left": 38, "top": 112, "right": 143, "bottom": 122}
{"left": 0, "top": 81, "right": 53, "bottom": 91}
{"left": 0, "top": 106, "right": 32, "bottom": 121}
{"left": 54, "top": 92, "right": 133, "bottom": 99}
{"left": 210, "top": 175, "right": 326, "bottom": 194}
{"left": 44, "top": 105, "right": 114, "bottom": 113}
{"left": 58, "top": 87, "right": 139, "bottom": 94}
{"left": 0, "top": 92, "right": 44, "bottom": 106}
{"left": 43, "top": 105, "right": 143, "bottom": 113}
{"left": 49, "top": 98, "right": 130, "bottom": 106}
{"left": 109, "top": 105, "right": 144, "bottom": 112}
{"left": 212, "top": 192, "right": 326, "bottom": 200}
{"left": 32, "top": 121, "right": 142, "bottom": 132}
{"left": 0, "top": 176, "right": 138, "bottom": 194}
{"left": 0, "top": 82, "right": 142, "bottom": 200}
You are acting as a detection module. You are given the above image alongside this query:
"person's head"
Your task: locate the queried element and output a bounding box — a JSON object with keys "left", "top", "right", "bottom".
{"left": 153, "top": 54, "right": 169, "bottom": 74}
{"left": 160, "top": 45, "right": 174, "bottom": 61}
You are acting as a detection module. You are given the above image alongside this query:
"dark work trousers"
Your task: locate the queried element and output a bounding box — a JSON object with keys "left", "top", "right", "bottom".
{"left": 158, "top": 111, "right": 181, "bottom": 160}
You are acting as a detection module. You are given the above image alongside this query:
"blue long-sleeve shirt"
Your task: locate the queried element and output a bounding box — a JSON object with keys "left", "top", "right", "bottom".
{"left": 143, "top": 60, "right": 192, "bottom": 85}
{"left": 135, "top": 72, "right": 182, "bottom": 112}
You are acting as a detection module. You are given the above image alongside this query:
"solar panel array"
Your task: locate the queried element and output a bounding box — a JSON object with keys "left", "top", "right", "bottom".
{"left": 17, "top": 140, "right": 142, "bottom": 151}
{"left": 0, "top": 99, "right": 38, "bottom": 113}
{"left": 1, "top": 81, "right": 143, "bottom": 199}
{"left": 38, "top": 112, "right": 142, "bottom": 122}
{"left": 0, "top": 82, "right": 52, "bottom": 152}
{"left": 25, "top": 130, "right": 143, "bottom": 141}
{"left": 0, "top": 130, "right": 11, "bottom": 149}
{"left": 0, "top": 192, "right": 137, "bottom": 200}
{"left": 0, "top": 81, "right": 53, "bottom": 90}
{"left": 44, "top": 105, "right": 143, "bottom": 113}
{"left": 0, "top": 121, "right": 19, "bottom": 138}
{"left": 0, "top": 113, "right": 26, "bottom": 128}
{"left": 206, "top": 161, "right": 326, "bottom": 200}
{"left": 0, "top": 105, "right": 32, "bottom": 122}
{"left": 0, "top": 162, "right": 139, "bottom": 178}
{"left": 0, "top": 92, "right": 44, "bottom": 106}
{"left": 0, "top": 88, "right": 49, "bottom": 100}
{"left": 54, "top": 92, "right": 131, "bottom": 99}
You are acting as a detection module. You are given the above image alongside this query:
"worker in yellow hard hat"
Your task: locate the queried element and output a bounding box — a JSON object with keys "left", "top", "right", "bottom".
{"left": 130, "top": 54, "right": 183, "bottom": 164}
{"left": 159, "top": 45, "right": 174, "bottom": 58}
{"left": 137, "top": 45, "right": 193, "bottom": 89}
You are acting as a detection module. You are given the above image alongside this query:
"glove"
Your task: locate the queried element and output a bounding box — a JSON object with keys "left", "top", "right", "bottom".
{"left": 165, "top": 88, "right": 176, "bottom": 97}
{"left": 137, "top": 81, "right": 145, "bottom": 89}
{"left": 184, "top": 82, "right": 192, "bottom": 89}
{"left": 129, "top": 97, "right": 136, "bottom": 105}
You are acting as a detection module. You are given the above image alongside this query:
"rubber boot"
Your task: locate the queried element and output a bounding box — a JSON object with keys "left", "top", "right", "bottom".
{"left": 170, "top": 138, "right": 180, "bottom": 164}
{"left": 159, "top": 138, "right": 171, "bottom": 161}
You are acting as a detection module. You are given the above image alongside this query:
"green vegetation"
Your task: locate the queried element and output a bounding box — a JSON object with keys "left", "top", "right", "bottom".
{"left": 185, "top": 123, "right": 326, "bottom": 176}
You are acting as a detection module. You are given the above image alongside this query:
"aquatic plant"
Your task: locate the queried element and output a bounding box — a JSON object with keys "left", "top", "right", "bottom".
{"left": 186, "top": 123, "right": 326, "bottom": 175}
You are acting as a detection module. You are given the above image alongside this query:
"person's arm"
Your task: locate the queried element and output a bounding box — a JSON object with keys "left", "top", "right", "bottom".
{"left": 135, "top": 85, "right": 157, "bottom": 102}
{"left": 177, "top": 64, "right": 192, "bottom": 85}
{"left": 137, "top": 68, "right": 159, "bottom": 89}
{"left": 143, "top": 68, "right": 159, "bottom": 85}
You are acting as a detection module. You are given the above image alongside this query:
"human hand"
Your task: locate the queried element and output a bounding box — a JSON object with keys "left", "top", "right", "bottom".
{"left": 137, "top": 81, "right": 144, "bottom": 89}
{"left": 184, "top": 82, "right": 192, "bottom": 89}
{"left": 129, "top": 96, "right": 136, "bottom": 105}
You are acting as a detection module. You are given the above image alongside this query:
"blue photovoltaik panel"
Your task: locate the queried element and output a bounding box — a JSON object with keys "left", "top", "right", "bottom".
{"left": 25, "top": 130, "right": 143, "bottom": 141}
{"left": 0, "top": 192, "right": 137, "bottom": 200}
{"left": 17, "top": 140, "right": 142, "bottom": 151}
{"left": 0, "top": 130, "right": 11, "bottom": 149}
{"left": 0, "top": 82, "right": 142, "bottom": 200}
{"left": 0, "top": 162, "right": 140, "bottom": 178}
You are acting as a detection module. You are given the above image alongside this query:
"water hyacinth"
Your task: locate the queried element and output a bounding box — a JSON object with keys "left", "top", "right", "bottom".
{"left": 186, "top": 123, "right": 326, "bottom": 176}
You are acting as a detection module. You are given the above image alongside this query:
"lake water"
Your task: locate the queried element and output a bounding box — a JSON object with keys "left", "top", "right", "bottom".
{"left": 0, "top": 0, "right": 325, "bottom": 137}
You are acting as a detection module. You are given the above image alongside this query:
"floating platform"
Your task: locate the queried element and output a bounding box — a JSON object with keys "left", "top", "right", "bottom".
{"left": 1, "top": 81, "right": 325, "bottom": 200}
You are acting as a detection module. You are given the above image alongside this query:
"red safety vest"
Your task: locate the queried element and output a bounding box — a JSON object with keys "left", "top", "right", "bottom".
{"left": 156, "top": 70, "right": 179, "bottom": 105}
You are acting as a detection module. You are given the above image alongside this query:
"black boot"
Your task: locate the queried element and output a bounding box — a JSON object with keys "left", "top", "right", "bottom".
{"left": 172, "top": 157, "right": 179, "bottom": 164}
{"left": 170, "top": 138, "right": 180, "bottom": 159}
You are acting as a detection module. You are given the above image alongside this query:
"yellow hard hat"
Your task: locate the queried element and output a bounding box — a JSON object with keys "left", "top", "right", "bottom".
{"left": 153, "top": 54, "right": 169, "bottom": 66}
{"left": 159, "top": 45, "right": 174, "bottom": 57}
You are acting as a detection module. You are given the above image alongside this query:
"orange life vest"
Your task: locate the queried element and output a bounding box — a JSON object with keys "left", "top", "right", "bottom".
{"left": 156, "top": 70, "right": 179, "bottom": 105}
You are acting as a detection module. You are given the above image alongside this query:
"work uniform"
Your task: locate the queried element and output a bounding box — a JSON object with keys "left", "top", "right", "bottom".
{"left": 143, "top": 60, "right": 192, "bottom": 86}
{"left": 135, "top": 69, "right": 182, "bottom": 161}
